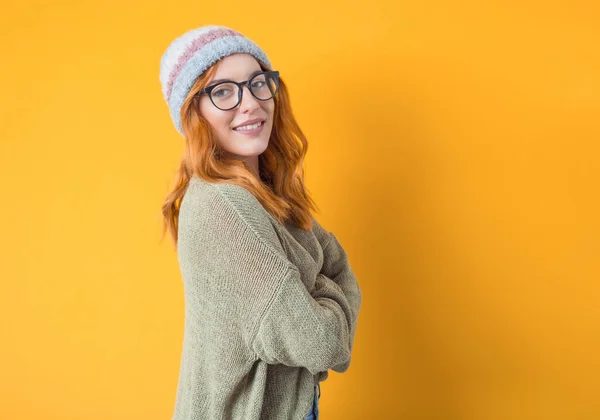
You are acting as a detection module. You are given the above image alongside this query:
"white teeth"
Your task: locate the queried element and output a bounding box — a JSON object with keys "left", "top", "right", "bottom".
{"left": 234, "top": 121, "right": 262, "bottom": 131}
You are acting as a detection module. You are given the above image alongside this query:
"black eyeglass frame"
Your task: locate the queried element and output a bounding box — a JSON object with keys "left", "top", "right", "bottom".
{"left": 196, "top": 70, "right": 280, "bottom": 111}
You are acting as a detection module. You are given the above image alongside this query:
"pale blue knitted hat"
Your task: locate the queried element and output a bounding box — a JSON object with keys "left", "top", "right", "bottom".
{"left": 159, "top": 25, "right": 273, "bottom": 137}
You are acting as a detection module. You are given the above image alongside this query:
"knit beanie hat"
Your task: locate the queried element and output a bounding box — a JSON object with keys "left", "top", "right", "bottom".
{"left": 159, "top": 25, "right": 273, "bottom": 137}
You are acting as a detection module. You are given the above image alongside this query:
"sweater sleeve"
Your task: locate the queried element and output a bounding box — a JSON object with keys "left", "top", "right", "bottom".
{"left": 311, "top": 218, "right": 363, "bottom": 373}
{"left": 250, "top": 265, "right": 355, "bottom": 375}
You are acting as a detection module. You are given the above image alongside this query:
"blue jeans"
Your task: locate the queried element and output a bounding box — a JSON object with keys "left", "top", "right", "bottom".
{"left": 304, "top": 383, "right": 320, "bottom": 420}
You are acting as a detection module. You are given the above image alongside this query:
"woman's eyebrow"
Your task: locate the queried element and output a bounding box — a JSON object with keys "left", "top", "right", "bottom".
{"left": 209, "top": 70, "right": 263, "bottom": 85}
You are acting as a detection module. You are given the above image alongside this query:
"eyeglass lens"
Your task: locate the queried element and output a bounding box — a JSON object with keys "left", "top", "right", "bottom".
{"left": 210, "top": 73, "right": 279, "bottom": 110}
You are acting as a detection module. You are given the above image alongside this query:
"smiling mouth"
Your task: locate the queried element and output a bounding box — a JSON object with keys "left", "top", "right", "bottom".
{"left": 232, "top": 120, "right": 265, "bottom": 132}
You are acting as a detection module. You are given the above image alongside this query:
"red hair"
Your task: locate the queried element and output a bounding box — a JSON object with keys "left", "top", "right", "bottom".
{"left": 160, "top": 60, "right": 320, "bottom": 247}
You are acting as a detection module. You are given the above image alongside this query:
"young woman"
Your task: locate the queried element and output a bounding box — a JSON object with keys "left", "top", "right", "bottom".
{"left": 159, "top": 25, "right": 362, "bottom": 420}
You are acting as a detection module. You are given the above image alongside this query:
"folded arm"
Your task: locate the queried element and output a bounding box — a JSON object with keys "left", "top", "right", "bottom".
{"left": 311, "top": 218, "right": 363, "bottom": 372}
{"left": 177, "top": 183, "right": 358, "bottom": 375}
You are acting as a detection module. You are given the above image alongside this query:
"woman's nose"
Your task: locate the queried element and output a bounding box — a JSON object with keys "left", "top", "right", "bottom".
{"left": 239, "top": 85, "right": 260, "bottom": 112}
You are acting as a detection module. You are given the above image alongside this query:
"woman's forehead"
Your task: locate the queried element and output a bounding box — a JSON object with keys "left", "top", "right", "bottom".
{"left": 210, "top": 54, "right": 261, "bottom": 83}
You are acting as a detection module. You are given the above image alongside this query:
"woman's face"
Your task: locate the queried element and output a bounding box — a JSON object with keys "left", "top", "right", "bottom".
{"left": 198, "top": 53, "right": 275, "bottom": 166}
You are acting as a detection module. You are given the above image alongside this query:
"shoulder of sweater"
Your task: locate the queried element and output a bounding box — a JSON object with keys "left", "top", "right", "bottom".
{"left": 181, "top": 176, "right": 291, "bottom": 265}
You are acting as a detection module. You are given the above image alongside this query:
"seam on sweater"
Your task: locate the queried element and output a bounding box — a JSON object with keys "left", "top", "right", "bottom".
{"left": 269, "top": 216, "right": 292, "bottom": 256}
{"left": 247, "top": 265, "right": 301, "bottom": 357}
{"left": 210, "top": 183, "right": 293, "bottom": 268}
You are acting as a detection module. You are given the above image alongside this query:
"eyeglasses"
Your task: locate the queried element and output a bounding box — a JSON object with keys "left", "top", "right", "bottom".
{"left": 197, "top": 70, "right": 280, "bottom": 111}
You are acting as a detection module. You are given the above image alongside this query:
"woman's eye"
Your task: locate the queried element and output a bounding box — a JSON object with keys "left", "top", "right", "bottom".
{"left": 213, "top": 88, "right": 230, "bottom": 97}
{"left": 251, "top": 81, "right": 266, "bottom": 88}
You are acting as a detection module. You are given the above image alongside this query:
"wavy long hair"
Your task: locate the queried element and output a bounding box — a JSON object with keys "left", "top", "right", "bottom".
{"left": 160, "top": 59, "right": 320, "bottom": 247}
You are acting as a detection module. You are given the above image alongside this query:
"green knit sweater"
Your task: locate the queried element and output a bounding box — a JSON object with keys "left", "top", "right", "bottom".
{"left": 172, "top": 175, "right": 363, "bottom": 419}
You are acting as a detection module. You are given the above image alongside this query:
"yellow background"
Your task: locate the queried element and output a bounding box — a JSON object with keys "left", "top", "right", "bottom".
{"left": 1, "top": 0, "right": 599, "bottom": 419}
